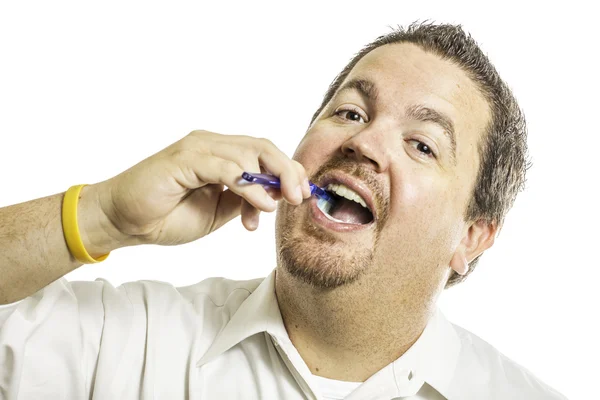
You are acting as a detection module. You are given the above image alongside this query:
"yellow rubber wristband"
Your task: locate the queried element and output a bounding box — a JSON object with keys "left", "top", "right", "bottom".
{"left": 62, "top": 184, "right": 110, "bottom": 264}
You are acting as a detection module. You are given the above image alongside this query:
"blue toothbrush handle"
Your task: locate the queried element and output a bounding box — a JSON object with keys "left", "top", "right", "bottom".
{"left": 241, "top": 172, "right": 281, "bottom": 188}
{"left": 241, "top": 172, "right": 333, "bottom": 203}
{"left": 310, "top": 185, "right": 334, "bottom": 202}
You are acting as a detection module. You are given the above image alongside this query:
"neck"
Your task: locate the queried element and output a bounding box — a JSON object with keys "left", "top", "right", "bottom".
{"left": 274, "top": 267, "right": 440, "bottom": 382}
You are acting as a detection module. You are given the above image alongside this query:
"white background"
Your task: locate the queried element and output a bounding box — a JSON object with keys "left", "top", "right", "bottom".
{"left": 1, "top": 1, "right": 597, "bottom": 398}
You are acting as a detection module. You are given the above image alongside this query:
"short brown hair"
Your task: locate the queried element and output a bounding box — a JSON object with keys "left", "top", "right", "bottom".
{"left": 310, "top": 22, "right": 529, "bottom": 288}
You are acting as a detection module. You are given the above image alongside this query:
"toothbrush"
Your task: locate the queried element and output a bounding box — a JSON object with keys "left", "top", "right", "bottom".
{"left": 241, "top": 172, "right": 335, "bottom": 213}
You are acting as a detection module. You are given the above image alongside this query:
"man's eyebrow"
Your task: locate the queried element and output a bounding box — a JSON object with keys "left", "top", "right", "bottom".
{"left": 406, "top": 104, "right": 457, "bottom": 163}
{"left": 337, "top": 78, "right": 379, "bottom": 102}
{"left": 336, "top": 78, "right": 457, "bottom": 164}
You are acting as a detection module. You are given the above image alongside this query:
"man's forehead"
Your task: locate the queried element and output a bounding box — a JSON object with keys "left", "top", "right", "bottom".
{"left": 341, "top": 43, "right": 490, "bottom": 139}
{"left": 345, "top": 43, "right": 480, "bottom": 106}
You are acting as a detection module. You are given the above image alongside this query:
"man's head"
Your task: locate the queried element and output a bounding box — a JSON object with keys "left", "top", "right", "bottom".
{"left": 275, "top": 22, "right": 527, "bottom": 294}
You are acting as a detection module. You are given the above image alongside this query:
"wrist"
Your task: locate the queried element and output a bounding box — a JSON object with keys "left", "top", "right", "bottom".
{"left": 77, "top": 183, "right": 136, "bottom": 258}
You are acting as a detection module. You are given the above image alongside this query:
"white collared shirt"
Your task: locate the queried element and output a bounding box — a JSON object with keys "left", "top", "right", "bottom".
{"left": 0, "top": 270, "right": 566, "bottom": 399}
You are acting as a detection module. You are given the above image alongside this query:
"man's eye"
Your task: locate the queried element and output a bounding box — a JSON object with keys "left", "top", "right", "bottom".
{"left": 410, "top": 140, "right": 436, "bottom": 158}
{"left": 334, "top": 108, "right": 367, "bottom": 123}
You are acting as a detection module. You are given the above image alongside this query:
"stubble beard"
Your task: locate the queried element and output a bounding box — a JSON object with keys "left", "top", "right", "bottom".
{"left": 276, "top": 202, "right": 376, "bottom": 290}
{"left": 275, "top": 158, "right": 388, "bottom": 290}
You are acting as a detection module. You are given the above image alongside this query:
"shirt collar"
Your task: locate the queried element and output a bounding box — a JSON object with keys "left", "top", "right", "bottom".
{"left": 407, "top": 305, "right": 461, "bottom": 397}
{"left": 196, "top": 269, "right": 286, "bottom": 367}
{"left": 195, "top": 269, "right": 461, "bottom": 399}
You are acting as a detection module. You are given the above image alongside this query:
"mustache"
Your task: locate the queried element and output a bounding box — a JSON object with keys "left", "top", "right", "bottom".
{"left": 311, "top": 157, "right": 389, "bottom": 225}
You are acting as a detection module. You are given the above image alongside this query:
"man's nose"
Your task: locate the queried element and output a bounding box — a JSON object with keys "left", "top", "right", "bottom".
{"left": 340, "top": 127, "right": 390, "bottom": 173}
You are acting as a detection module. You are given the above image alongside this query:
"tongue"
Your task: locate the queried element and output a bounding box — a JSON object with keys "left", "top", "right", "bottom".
{"left": 330, "top": 197, "right": 373, "bottom": 224}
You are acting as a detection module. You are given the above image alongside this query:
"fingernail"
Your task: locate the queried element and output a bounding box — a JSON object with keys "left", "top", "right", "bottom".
{"left": 295, "top": 185, "right": 303, "bottom": 203}
{"left": 303, "top": 178, "right": 311, "bottom": 197}
{"left": 249, "top": 215, "right": 259, "bottom": 230}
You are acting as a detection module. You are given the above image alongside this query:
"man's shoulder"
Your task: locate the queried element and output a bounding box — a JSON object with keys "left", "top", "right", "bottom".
{"left": 175, "top": 275, "right": 265, "bottom": 307}
{"left": 449, "top": 322, "right": 567, "bottom": 399}
{"left": 110, "top": 274, "right": 265, "bottom": 319}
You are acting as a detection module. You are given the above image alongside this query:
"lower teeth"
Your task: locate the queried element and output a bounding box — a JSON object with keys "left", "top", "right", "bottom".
{"left": 317, "top": 198, "right": 349, "bottom": 224}
{"left": 324, "top": 212, "right": 346, "bottom": 223}
{"left": 317, "top": 198, "right": 332, "bottom": 214}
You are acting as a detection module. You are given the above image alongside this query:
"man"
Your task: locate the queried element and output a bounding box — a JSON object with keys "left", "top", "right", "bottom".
{"left": 0, "top": 22, "right": 566, "bottom": 399}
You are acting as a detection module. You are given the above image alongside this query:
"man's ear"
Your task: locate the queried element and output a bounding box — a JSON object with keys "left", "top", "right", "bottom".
{"left": 449, "top": 220, "right": 498, "bottom": 276}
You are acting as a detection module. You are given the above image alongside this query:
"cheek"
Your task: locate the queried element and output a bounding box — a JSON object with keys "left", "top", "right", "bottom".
{"left": 388, "top": 166, "right": 459, "bottom": 236}
{"left": 292, "top": 129, "right": 339, "bottom": 171}
{"left": 391, "top": 167, "right": 441, "bottom": 211}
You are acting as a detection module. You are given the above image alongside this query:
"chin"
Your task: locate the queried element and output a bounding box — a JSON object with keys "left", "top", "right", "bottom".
{"left": 275, "top": 203, "right": 374, "bottom": 290}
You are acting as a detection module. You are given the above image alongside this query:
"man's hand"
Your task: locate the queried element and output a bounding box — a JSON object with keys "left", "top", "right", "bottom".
{"left": 90, "top": 130, "right": 311, "bottom": 250}
{"left": 0, "top": 130, "right": 310, "bottom": 303}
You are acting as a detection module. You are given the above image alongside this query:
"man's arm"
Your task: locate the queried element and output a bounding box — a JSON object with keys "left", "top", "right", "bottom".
{"left": 0, "top": 186, "right": 123, "bottom": 304}
{"left": 0, "top": 130, "right": 309, "bottom": 305}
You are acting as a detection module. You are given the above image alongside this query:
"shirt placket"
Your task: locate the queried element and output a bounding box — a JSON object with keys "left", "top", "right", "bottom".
{"left": 270, "top": 335, "right": 320, "bottom": 400}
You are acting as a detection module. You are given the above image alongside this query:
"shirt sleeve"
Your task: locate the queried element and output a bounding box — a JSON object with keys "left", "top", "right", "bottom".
{"left": 0, "top": 299, "right": 22, "bottom": 309}
{"left": 0, "top": 275, "right": 209, "bottom": 399}
{"left": 0, "top": 277, "right": 122, "bottom": 399}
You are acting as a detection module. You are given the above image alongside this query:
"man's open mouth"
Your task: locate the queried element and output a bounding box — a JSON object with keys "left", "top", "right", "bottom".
{"left": 314, "top": 178, "right": 375, "bottom": 226}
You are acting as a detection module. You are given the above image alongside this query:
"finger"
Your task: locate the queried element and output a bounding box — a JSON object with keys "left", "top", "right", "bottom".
{"left": 207, "top": 138, "right": 304, "bottom": 206}
{"left": 241, "top": 198, "right": 261, "bottom": 231}
{"left": 254, "top": 139, "right": 305, "bottom": 205}
{"left": 238, "top": 157, "right": 271, "bottom": 231}
{"left": 245, "top": 159, "right": 278, "bottom": 202}
{"left": 238, "top": 156, "right": 263, "bottom": 231}
{"left": 265, "top": 187, "right": 283, "bottom": 201}
{"left": 179, "top": 153, "right": 277, "bottom": 213}
{"left": 291, "top": 160, "right": 311, "bottom": 199}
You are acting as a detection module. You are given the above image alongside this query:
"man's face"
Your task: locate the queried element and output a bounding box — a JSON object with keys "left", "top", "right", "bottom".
{"left": 276, "top": 43, "right": 490, "bottom": 294}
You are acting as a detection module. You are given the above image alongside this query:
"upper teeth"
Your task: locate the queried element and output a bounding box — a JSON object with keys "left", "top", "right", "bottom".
{"left": 326, "top": 183, "right": 369, "bottom": 210}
